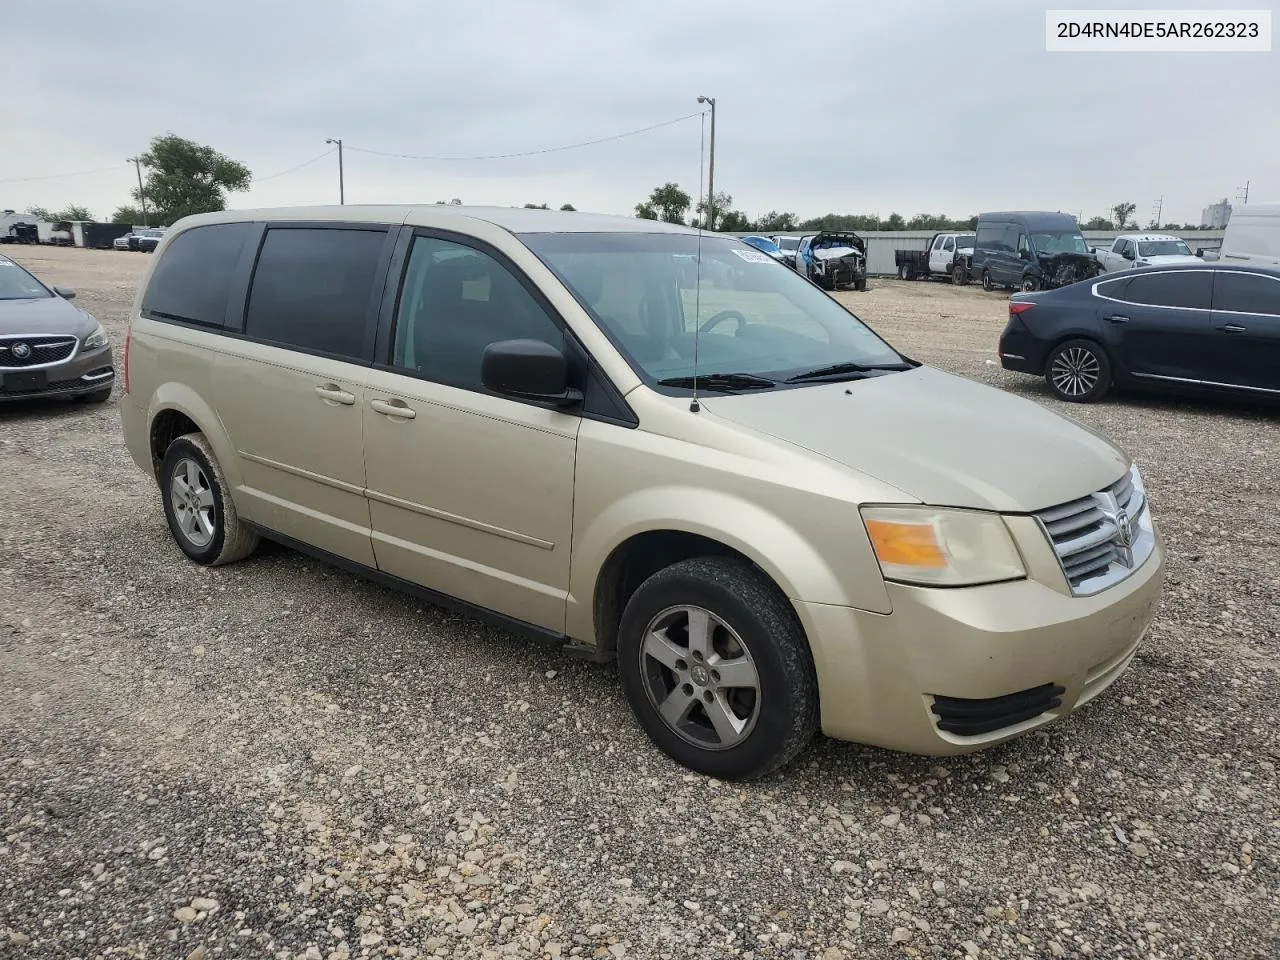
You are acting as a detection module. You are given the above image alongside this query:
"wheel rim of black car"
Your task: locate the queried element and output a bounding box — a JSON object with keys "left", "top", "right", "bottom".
{"left": 1050, "top": 347, "right": 1100, "bottom": 397}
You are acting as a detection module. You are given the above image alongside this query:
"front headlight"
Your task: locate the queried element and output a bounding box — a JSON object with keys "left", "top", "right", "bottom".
{"left": 860, "top": 506, "right": 1025, "bottom": 587}
{"left": 83, "top": 324, "right": 109, "bottom": 350}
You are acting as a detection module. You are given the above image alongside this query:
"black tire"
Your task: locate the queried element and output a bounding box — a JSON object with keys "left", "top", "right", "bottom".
{"left": 953, "top": 264, "right": 968, "bottom": 286}
{"left": 617, "top": 556, "right": 818, "bottom": 780}
{"left": 1021, "top": 276, "right": 1040, "bottom": 293}
{"left": 78, "top": 388, "right": 112, "bottom": 404}
{"left": 982, "top": 270, "right": 994, "bottom": 292}
{"left": 159, "top": 432, "right": 259, "bottom": 565}
{"left": 854, "top": 277, "right": 867, "bottom": 292}
{"left": 1045, "top": 338, "right": 1112, "bottom": 403}
{"left": 897, "top": 264, "right": 908, "bottom": 280}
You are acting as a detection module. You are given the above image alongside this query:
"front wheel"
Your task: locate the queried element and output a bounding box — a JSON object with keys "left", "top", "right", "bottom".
{"left": 1046, "top": 339, "right": 1112, "bottom": 403}
{"left": 982, "top": 270, "right": 994, "bottom": 292}
{"left": 159, "top": 433, "right": 259, "bottom": 565}
{"left": 617, "top": 557, "right": 818, "bottom": 780}
{"left": 953, "top": 264, "right": 968, "bottom": 285}
{"left": 1021, "top": 276, "right": 1040, "bottom": 292}
{"left": 854, "top": 277, "right": 867, "bottom": 291}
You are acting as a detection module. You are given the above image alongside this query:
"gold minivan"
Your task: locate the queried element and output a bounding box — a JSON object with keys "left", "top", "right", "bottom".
{"left": 120, "top": 206, "right": 1165, "bottom": 779}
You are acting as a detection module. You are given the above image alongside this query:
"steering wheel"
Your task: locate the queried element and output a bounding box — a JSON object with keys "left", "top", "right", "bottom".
{"left": 697, "top": 310, "right": 747, "bottom": 336}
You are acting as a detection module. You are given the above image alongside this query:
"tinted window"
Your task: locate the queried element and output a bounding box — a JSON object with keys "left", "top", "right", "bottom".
{"left": 1001, "top": 226, "right": 1021, "bottom": 253}
{"left": 244, "top": 227, "right": 385, "bottom": 359}
{"left": 392, "top": 236, "right": 564, "bottom": 392}
{"left": 975, "top": 223, "right": 1004, "bottom": 252}
{"left": 0, "top": 259, "right": 52, "bottom": 299}
{"left": 141, "top": 223, "right": 254, "bottom": 326}
{"left": 1120, "top": 271, "right": 1212, "bottom": 309}
{"left": 1213, "top": 272, "right": 1280, "bottom": 315}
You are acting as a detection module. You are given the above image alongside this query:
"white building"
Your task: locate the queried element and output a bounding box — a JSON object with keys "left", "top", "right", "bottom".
{"left": 1201, "top": 198, "right": 1232, "bottom": 229}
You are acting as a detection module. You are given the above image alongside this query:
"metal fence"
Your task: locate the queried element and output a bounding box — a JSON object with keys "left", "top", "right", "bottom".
{"left": 729, "top": 229, "right": 1227, "bottom": 276}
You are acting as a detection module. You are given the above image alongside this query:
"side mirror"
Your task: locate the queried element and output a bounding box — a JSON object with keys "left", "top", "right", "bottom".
{"left": 1019, "top": 249, "right": 1030, "bottom": 260}
{"left": 54, "top": 287, "right": 76, "bottom": 299}
{"left": 481, "top": 338, "right": 581, "bottom": 407}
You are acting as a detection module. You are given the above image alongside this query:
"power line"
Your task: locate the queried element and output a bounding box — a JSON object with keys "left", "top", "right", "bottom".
{"left": 345, "top": 111, "right": 705, "bottom": 162}
{"left": 254, "top": 148, "right": 338, "bottom": 182}
{"left": 0, "top": 165, "right": 123, "bottom": 185}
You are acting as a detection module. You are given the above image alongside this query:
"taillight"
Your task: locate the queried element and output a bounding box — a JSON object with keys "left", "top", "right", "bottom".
{"left": 1009, "top": 301, "right": 1035, "bottom": 315}
{"left": 122, "top": 329, "right": 132, "bottom": 395}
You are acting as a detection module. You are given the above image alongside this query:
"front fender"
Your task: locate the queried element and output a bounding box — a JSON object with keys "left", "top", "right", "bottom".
{"left": 565, "top": 484, "right": 892, "bottom": 643}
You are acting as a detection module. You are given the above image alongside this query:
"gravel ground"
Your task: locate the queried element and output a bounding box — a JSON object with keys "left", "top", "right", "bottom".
{"left": 2, "top": 247, "right": 1277, "bottom": 960}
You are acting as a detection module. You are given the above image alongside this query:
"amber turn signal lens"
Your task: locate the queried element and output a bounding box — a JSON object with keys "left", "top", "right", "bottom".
{"left": 864, "top": 519, "right": 947, "bottom": 568}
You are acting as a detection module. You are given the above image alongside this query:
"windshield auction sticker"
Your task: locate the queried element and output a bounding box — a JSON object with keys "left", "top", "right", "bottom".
{"left": 1046, "top": 9, "right": 1271, "bottom": 51}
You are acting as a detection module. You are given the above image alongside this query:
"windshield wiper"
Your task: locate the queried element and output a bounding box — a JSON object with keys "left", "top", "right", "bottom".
{"left": 657, "top": 372, "right": 777, "bottom": 392}
{"left": 785, "top": 361, "right": 913, "bottom": 383}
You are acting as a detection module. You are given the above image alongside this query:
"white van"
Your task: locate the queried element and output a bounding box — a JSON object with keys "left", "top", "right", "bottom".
{"left": 1218, "top": 202, "right": 1280, "bottom": 267}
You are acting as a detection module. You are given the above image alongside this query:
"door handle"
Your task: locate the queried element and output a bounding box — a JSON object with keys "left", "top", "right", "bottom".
{"left": 1221, "top": 324, "right": 1247, "bottom": 333}
{"left": 315, "top": 384, "right": 355, "bottom": 405}
{"left": 1105, "top": 315, "right": 1129, "bottom": 324}
{"left": 371, "top": 398, "right": 417, "bottom": 420}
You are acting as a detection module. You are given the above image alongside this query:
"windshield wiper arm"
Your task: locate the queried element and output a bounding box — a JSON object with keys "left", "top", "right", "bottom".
{"left": 785, "top": 361, "right": 912, "bottom": 383}
{"left": 657, "top": 372, "right": 777, "bottom": 391}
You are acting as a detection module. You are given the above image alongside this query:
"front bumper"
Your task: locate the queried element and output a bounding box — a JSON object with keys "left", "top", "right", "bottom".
{"left": 0, "top": 344, "right": 115, "bottom": 401}
{"left": 795, "top": 531, "right": 1165, "bottom": 755}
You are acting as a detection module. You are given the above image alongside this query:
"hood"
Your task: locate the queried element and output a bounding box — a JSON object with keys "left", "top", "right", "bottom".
{"left": 0, "top": 295, "right": 97, "bottom": 337}
{"left": 700, "top": 366, "right": 1128, "bottom": 512}
{"left": 1036, "top": 251, "right": 1102, "bottom": 288}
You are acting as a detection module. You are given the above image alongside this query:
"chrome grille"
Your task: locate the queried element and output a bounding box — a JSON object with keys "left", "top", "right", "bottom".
{"left": 0, "top": 335, "right": 77, "bottom": 368}
{"left": 1035, "top": 466, "right": 1152, "bottom": 596}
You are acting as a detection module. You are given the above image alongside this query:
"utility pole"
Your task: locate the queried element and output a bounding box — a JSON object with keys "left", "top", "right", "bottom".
{"left": 696, "top": 96, "right": 716, "bottom": 229}
{"left": 1236, "top": 180, "right": 1250, "bottom": 206}
{"left": 1153, "top": 195, "right": 1163, "bottom": 228}
{"left": 325, "top": 138, "right": 344, "bottom": 204}
{"left": 126, "top": 156, "right": 148, "bottom": 226}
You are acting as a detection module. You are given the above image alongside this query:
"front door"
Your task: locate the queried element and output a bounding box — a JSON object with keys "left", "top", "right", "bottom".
{"left": 1205, "top": 269, "right": 1280, "bottom": 393}
{"left": 362, "top": 232, "right": 580, "bottom": 633}
{"left": 1098, "top": 269, "right": 1215, "bottom": 385}
{"left": 215, "top": 224, "right": 394, "bottom": 566}
{"left": 929, "top": 235, "right": 954, "bottom": 274}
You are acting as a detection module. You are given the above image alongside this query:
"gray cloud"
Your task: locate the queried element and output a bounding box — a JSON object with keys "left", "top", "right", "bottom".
{"left": 3, "top": 0, "right": 1274, "bottom": 224}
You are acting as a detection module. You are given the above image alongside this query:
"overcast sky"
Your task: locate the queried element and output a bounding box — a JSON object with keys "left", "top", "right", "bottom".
{"left": 3, "top": 0, "right": 1276, "bottom": 226}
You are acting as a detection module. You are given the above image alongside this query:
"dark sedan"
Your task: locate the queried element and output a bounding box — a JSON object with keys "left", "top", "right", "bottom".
{"left": 998, "top": 263, "right": 1280, "bottom": 403}
{"left": 0, "top": 255, "right": 114, "bottom": 403}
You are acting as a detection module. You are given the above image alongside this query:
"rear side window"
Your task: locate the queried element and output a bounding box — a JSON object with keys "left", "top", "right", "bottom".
{"left": 1120, "top": 271, "right": 1212, "bottom": 309}
{"left": 244, "top": 227, "right": 386, "bottom": 360}
{"left": 141, "top": 223, "right": 254, "bottom": 326}
{"left": 1213, "top": 272, "right": 1280, "bottom": 315}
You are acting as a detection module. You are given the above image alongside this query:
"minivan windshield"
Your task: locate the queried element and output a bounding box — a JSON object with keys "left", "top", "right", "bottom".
{"left": 522, "top": 232, "right": 905, "bottom": 388}
{"left": 1138, "top": 239, "right": 1193, "bottom": 257}
{"left": 0, "top": 260, "right": 52, "bottom": 300}
{"left": 1031, "top": 231, "right": 1091, "bottom": 256}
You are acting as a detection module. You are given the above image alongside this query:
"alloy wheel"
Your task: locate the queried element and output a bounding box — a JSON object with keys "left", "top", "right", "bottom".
{"left": 169, "top": 457, "right": 217, "bottom": 548}
{"left": 1050, "top": 346, "right": 1101, "bottom": 398}
{"left": 638, "top": 604, "right": 761, "bottom": 751}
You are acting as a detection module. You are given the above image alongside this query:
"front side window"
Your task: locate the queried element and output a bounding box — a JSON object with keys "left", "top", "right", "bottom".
{"left": 141, "top": 222, "right": 254, "bottom": 326}
{"left": 1213, "top": 271, "right": 1280, "bottom": 316}
{"left": 244, "top": 227, "right": 386, "bottom": 359}
{"left": 0, "top": 259, "right": 52, "bottom": 300}
{"left": 522, "top": 232, "right": 904, "bottom": 387}
{"left": 391, "top": 236, "right": 564, "bottom": 391}
{"left": 1120, "top": 271, "right": 1212, "bottom": 309}
{"left": 943, "top": 237, "right": 955, "bottom": 252}
{"left": 975, "top": 224, "right": 1004, "bottom": 251}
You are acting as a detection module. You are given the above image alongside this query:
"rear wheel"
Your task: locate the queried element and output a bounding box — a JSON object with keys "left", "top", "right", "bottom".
{"left": 617, "top": 557, "right": 818, "bottom": 780}
{"left": 159, "top": 433, "right": 259, "bottom": 565}
{"left": 1046, "top": 338, "right": 1112, "bottom": 403}
{"left": 898, "top": 264, "right": 908, "bottom": 280}
{"left": 982, "top": 270, "right": 994, "bottom": 292}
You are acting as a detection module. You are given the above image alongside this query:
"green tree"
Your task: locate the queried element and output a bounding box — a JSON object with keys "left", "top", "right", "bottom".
{"left": 1084, "top": 216, "right": 1114, "bottom": 230}
{"left": 1110, "top": 202, "right": 1137, "bottom": 230}
{"left": 559, "top": 203, "right": 576, "bottom": 212}
{"left": 755, "top": 211, "right": 798, "bottom": 232}
{"left": 638, "top": 182, "right": 691, "bottom": 224}
{"left": 695, "top": 190, "right": 734, "bottom": 230}
{"left": 524, "top": 202, "right": 549, "bottom": 209}
{"left": 883, "top": 213, "right": 906, "bottom": 231}
{"left": 717, "top": 209, "right": 752, "bottom": 232}
{"left": 26, "top": 204, "right": 94, "bottom": 221}
{"left": 134, "top": 134, "right": 251, "bottom": 226}
{"left": 112, "top": 205, "right": 146, "bottom": 225}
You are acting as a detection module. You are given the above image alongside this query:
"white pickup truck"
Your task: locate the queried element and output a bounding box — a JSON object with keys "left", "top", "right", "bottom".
{"left": 893, "top": 232, "right": 977, "bottom": 283}
{"left": 1092, "top": 234, "right": 1202, "bottom": 273}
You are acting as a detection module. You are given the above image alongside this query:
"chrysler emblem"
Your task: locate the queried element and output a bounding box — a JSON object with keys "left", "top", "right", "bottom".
{"left": 11, "top": 342, "right": 31, "bottom": 359}
{"left": 1096, "top": 492, "right": 1137, "bottom": 568}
